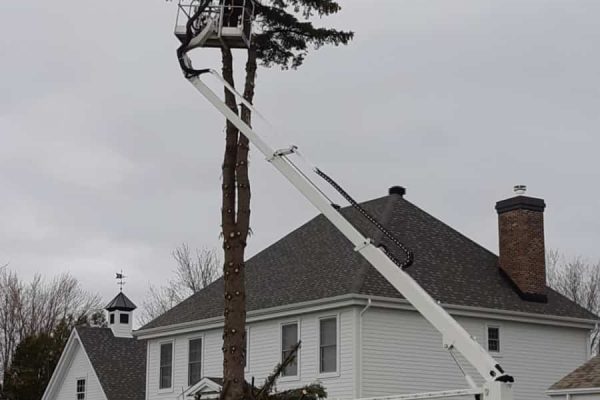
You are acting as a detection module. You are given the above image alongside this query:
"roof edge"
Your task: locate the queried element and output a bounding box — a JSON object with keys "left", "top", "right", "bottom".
{"left": 546, "top": 387, "right": 600, "bottom": 395}
{"left": 73, "top": 328, "right": 111, "bottom": 400}
{"left": 42, "top": 328, "right": 110, "bottom": 400}
{"left": 134, "top": 293, "right": 598, "bottom": 339}
{"left": 42, "top": 329, "right": 79, "bottom": 400}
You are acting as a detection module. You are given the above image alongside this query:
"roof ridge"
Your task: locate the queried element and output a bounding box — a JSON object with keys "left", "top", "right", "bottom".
{"left": 139, "top": 192, "right": 598, "bottom": 331}
{"left": 400, "top": 198, "right": 499, "bottom": 259}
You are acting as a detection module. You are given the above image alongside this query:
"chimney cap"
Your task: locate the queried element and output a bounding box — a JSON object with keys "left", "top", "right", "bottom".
{"left": 496, "top": 196, "right": 546, "bottom": 214}
{"left": 389, "top": 186, "right": 406, "bottom": 197}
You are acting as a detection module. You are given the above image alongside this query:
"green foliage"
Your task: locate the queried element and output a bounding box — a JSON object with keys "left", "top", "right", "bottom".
{"left": 2, "top": 332, "right": 61, "bottom": 400}
{"left": 252, "top": 0, "right": 354, "bottom": 69}
{"left": 89, "top": 310, "right": 108, "bottom": 327}
{"left": 1, "top": 313, "right": 104, "bottom": 400}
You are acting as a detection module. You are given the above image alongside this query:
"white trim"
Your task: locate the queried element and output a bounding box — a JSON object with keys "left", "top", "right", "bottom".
{"left": 485, "top": 324, "right": 502, "bottom": 357}
{"left": 546, "top": 387, "right": 600, "bottom": 395}
{"left": 145, "top": 340, "right": 150, "bottom": 400}
{"left": 353, "top": 306, "right": 361, "bottom": 399}
{"left": 42, "top": 329, "right": 78, "bottom": 400}
{"left": 76, "top": 376, "right": 87, "bottom": 400}
{"left": 354, "top": 387, "right": 483, "bottom": 400}
{"left": 317, "top": 313, "right": 341, "bottom": 378}
{"left": 357, "top": 298, "right": 372, "bottom": 399}
{"left": 362, "top": 295, "right": 598, "bottom": 329}
{"left": 135, "top": 295, "right": 358, "bottom": 339}
{"left": 158, "top": 339, "right": 175, "bottom": 393}
{"left": 72, "top": 334, "right": 109, "bottom": 400}
{"left": 41, "top": 329, "right": 109, "bottom": 400}
{"left": 279, "top": 319, "right": 301, "bottom": 382}
{"left": 187, "top": 335, "right": 204, "bottom": 387}
{"left": 134, "top": 294, "right": 598, "bottom": 339}
{"left": 177, "top": 377, "right": 223, "bottom": 400}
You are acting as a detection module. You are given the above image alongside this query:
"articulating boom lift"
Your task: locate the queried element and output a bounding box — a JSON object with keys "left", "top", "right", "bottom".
{"left": 174, "top": 2, "right": 515, "bottom": 399}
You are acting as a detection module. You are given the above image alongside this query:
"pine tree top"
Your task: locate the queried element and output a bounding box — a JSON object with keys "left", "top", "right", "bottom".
{"left": 252, "top": 0, "right": 354, "bottom": 68}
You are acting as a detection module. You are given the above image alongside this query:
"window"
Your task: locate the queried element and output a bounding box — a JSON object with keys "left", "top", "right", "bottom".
{"left": 319, "top": 317, "right": 337, "bottom": 373}
{"left": 487, "top": 326, "right": 500, "bottom": 352}
{"left": 159, "top": 342, "right": 173, "bottom": 389}
{"left": 109, "top": 313, "right": 114, "bottom": 324}
{"left": 281, "top": 323, "right": 298, "bottom": 377}
{"left": 120, "top": 313, "right": 129, "bottom": 324}
{"left": 76, "top": 378, "right": 86, "bottom": 400}
{"left": 188, "top": 338, "right": 202, "bottom": 386}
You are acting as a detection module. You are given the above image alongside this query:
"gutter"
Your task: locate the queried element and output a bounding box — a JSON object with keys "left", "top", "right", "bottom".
{"left": 358, "top": 298, "right": 372, "bottom": 399}
{"left": 134, "top": 293, "right": 598, "bottom": 339}
{"left": 546, "top": 387, "right": 600, "bottom": 396}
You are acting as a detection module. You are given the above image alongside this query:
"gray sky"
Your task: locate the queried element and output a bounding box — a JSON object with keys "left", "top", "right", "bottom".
{"left": 2, "top": 0, "right": 600, "bottom": 311}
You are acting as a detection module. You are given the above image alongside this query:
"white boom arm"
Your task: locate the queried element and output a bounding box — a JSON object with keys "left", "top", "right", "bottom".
{"left": 179, "top": 57, "right": 513, "bottom": 399}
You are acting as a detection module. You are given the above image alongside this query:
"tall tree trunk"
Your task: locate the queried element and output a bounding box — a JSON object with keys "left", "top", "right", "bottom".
{"left": 221, "top": 45, "right": 258, "bottom": 400}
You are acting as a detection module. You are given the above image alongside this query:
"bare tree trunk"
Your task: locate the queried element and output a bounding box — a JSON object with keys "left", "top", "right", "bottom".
{"left": 220, "top": 44, "right": 258, "bottom": 400}
{"left": 220, "top": 45, "right": 245, "bottom": 400}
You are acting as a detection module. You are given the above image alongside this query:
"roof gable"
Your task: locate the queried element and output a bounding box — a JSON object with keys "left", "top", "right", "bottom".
{"left": 141, "top": 194, "right": 595, "bottom": 331}
{"left": 42, "top": 329, "right": 108, "bottom": 400}
{"left": 178, "top": 377, "right": 223, "bottom": 399}
{"left": 76, "top": 327, "right": 146, "bottom": 400}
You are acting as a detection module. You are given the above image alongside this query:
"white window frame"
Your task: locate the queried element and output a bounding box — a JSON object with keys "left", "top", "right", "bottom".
{"left": 485, "top": 324, "right": 501, "bottom": 356}
{"left": 279, "top": 320, "right": 301, "bottom": 381}
{"left": 187, "top": 335, "right": 204, "bottom": 387}
{"left": 76, "top": 377, "right": 86, "bottom": 400}
{"left": 158, "top": 339, "right": 175, "bottom": 392}
{"left": 317, "top": 314, "right": 340, "bottom": 378}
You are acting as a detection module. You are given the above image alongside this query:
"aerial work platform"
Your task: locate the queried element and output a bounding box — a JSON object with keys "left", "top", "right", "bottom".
{"left": 173, "top": 1, "right": 515, "bottom": 398}
{"left": 175, "top": 0, "right": 254, "bottom": 50}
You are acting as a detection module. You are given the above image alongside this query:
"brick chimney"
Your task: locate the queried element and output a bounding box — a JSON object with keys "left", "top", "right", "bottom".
{"left": 495, "top": 192, "right": 547, "bottom": 302}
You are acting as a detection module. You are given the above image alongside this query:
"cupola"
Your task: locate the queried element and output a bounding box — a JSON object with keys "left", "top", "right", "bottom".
{"left": 105, "top": 292, "right": 137, "bottom": 338}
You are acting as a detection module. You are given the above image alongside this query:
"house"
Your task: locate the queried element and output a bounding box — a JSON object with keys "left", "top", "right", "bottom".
{"left": 42, "top": 292, "right": 146, "bottom": 400}
{"left": 44, "top": 188, "right": 598, "bottom": 400}
{"left": 134, "top": 188, "right": 598, "bottom": 400}
{"left": 546, "top": 355, "right": 600, "bottom": 399}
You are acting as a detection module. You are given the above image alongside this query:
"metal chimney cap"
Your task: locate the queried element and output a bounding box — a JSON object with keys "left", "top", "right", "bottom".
{"left": 513, "top": 185, "right": 527, "bottom": 195}
{"left": 389, "top": 186, "right": 406, "bottom": 197}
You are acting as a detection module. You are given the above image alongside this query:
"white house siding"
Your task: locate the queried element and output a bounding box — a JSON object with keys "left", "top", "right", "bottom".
{"left": 146, "top": 307, "right": 356, "bottom": 400}
{"left": 52, "top": 339, "right": 106, "bottom": 400}
{"left": 361, "top": 307, "right": 590, "bottom": 400}
{"left": 549, "top": 394, "right": 600, "bottom": 400}
{"left": 571, "top": 394, "right": 600, "bottom": 400}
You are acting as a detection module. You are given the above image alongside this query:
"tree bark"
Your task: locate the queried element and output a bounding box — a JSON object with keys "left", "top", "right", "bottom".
{"left": 221, "top": 45, "right": 258, "bottom": 400}
{"left": 220, "top": 45, "right": 245, "bottom": 400}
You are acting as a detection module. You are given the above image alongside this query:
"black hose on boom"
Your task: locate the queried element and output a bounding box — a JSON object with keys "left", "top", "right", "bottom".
{"left": 314, "top": 168, "right": 414, "bottom": 269}
{"left": 177, "top": 0, "right": 213, "bottom": 78}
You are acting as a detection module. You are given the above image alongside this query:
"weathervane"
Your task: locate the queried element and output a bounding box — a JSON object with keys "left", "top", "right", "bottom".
{"left": 115, "top": 270, "right": 126, "bottom": 292}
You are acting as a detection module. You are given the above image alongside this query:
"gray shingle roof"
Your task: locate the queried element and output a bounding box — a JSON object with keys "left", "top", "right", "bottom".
{"left": 550, "top": 355, "right": 600, "bottom": 390}
{"left": 76, "top": 327, "right": 146, "bottom": 400}
{"left": 141, "top": 194, "right": 596, "bottom": 331}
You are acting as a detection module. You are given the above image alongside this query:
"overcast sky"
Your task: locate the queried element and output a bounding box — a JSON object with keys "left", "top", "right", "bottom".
{"left": 1, "top": 0, "right": 599, "bottom": 313}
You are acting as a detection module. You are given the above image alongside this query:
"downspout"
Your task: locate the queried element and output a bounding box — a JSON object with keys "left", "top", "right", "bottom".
{"left": 358, "top": 298, "right": 372, "bottom": 398}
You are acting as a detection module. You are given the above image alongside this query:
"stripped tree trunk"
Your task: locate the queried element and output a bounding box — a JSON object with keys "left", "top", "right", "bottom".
{"left": 221, "top": 45, "right": 258, "bottom": 400}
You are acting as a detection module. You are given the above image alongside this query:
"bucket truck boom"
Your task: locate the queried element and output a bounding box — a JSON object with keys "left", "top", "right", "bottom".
{"left": 174, "top": 3, "right": 514, "bottom": 399}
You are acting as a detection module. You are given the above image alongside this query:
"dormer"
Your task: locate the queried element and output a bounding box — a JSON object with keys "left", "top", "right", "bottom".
{"left": 105, "top": 292, "right": 137, "bottom": 338}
